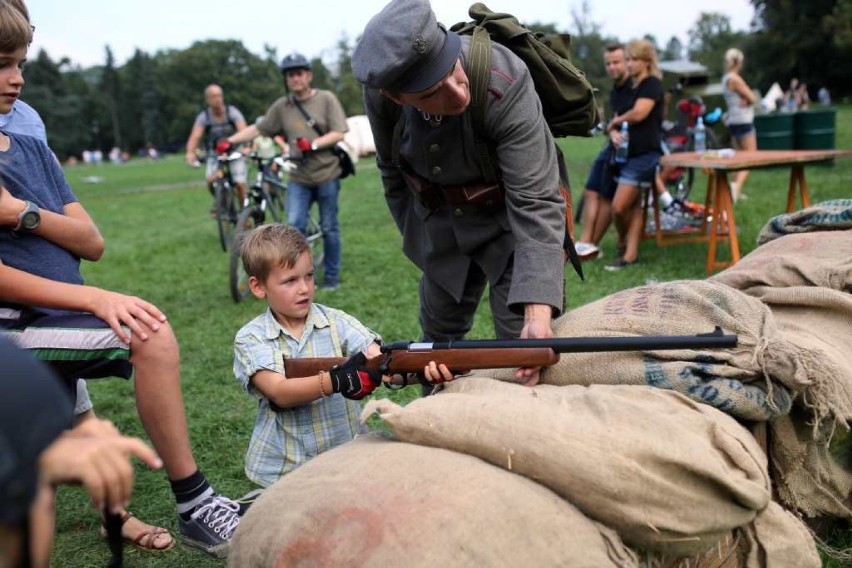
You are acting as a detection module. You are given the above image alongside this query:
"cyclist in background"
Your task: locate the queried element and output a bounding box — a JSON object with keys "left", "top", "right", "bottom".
{"left": 224, "top": 53, "right": 348, "bottom": 291}
{"left": 184, "top": 84, "right": 250, "bottom": 203}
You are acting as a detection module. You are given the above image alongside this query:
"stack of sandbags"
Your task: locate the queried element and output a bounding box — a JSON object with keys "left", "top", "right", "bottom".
{"left": 228, "top": 433, "right": 638, "bottom": 567}
{"left": 537, "top": 280, "right": 815, "bottom": 422}
{"left": 362, "top": 378, "right": 819, "bottom": 566}
{"left": 754, "top": 199, "right": 852, "bottom": 246}
{"left": 710, "top": 229, "right": 852, "bottom": 293}
{"left": 711, "top": 228, "right": 852, "bottom": 520}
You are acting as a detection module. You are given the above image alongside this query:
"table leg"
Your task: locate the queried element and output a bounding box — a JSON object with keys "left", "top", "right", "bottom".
{"left": 706, "top": 174, "right": 722, "bottom": 274}
{"left": 699, "top": 170, "right": 714, "bottom": 235}
{"left": 786, "top": 165, "right": 810, "bottom": 212}
{"left": 706, "top": 173, "right": 740, "bottom": 275}
{"left": 720, "top": 176, "right": 740, "bottom": 265}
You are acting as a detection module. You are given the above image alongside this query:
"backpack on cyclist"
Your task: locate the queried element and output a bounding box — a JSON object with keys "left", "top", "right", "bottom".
{"left": 203, "top": 106, "right": 239, "bottom": 150}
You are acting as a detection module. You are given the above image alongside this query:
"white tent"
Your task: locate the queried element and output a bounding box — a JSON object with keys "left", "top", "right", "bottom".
{"left": 762, "top": 82, "right": 785, "bottom": 112}
{"left": 344, "top": 115, "right": 376, "bottom": 158}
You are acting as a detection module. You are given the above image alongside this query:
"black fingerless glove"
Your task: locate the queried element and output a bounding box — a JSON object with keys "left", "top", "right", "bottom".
{"left": 328, "top": 353, "right": 382, "bottom": 400}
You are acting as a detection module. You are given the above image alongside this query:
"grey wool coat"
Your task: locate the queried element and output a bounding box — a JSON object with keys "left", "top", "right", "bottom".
{"left": 364, "top": 36, "right": 566, "bottom": 317}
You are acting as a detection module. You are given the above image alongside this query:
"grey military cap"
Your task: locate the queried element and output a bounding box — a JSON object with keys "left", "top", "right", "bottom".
{"left": 352, "top": 0, "right": 461, "bottom": 93}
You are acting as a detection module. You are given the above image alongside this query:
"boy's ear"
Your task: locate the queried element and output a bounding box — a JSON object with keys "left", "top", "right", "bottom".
{"left": 248, "top": 276, "right": 266, "bottom": 299}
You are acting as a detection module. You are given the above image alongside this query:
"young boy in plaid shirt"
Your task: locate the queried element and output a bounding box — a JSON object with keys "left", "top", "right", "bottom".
{"left": 233, "top": 224, "right": 455, "bottom": 492}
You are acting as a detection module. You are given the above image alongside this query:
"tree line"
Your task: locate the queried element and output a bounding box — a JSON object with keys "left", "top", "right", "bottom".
{"left": 20, "top": 0, "right": 849, "bottom": 160}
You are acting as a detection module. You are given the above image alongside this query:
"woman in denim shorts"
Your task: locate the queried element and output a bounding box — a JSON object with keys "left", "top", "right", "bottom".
{"left": 603, "top": 39, "right": 665, "bottom": 271}
{"left": 722, "top": 48, "right": 758, "bottom": 201}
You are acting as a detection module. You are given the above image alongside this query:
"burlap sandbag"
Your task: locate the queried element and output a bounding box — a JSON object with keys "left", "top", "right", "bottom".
{"left": 710, "top": 230, "right": 852, "bottom": 293}
{"left": 756, "top": 198, "right": 852, "bottom": 245}
{"left": 742, "top": 501, "right": 821, "bottom": 567}
{"left": 364, "top": 378, "right": 771, "bottom": 556}
{"left": 540, "top": 280, "right": 813, "bottom": 422}
{"left": 750, "top": 286, "right": 852, "bottom": 519}
{"left": 229, "top": 434, "right": 638, "bottom": 568}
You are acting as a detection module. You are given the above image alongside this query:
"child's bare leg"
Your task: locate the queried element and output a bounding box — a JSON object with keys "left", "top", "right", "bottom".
{"left": 128, "top": 322, "right": 196, "bottom": 481}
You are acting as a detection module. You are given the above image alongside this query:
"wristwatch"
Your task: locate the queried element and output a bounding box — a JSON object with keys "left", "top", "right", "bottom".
{"left": 14, "top": 201, "right": 41, "bottom": 232}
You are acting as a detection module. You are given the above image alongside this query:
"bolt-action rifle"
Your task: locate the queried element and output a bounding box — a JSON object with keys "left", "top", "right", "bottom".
{"left": 283, "top": 327, "right": 737, "bottom": 386}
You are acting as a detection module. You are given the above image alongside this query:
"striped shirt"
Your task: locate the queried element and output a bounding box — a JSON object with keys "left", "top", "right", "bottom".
{"left": 233, "top": 303, "right": 380, "bottom": 487}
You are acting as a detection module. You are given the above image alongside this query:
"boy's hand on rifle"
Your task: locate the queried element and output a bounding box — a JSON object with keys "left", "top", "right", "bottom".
{"left": 329, "top": 352, "right": 382, "bottom": 400}
{"left": 422, "top": 361, "right": 454, "bottom": 384}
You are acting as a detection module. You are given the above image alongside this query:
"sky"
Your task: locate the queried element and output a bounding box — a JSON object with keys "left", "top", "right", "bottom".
{"left": 26, "top": 0, "right": 755, "bottom": 68}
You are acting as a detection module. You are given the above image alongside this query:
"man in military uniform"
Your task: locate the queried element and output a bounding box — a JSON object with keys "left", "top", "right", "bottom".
{"left": 352, "top": 0, "right": 566, "bottom": 385}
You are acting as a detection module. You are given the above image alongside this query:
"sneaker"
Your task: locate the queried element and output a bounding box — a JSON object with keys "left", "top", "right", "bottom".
{"left": 574, "top": 241, "right": 600, "bottom": 261}
{"left": 604, "top": 257, "right": 638, "bottom": 272}
{"left": 235, "top": 488, "right": 264, "bottom": 516}
{"left": 179, "top": 495, "right": 240, "bottom": 558}
{"left": 319, "top": 282, "right": 339, "bottom": 291}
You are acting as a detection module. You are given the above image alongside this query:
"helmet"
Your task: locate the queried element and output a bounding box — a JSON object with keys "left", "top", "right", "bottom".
{"left": 279, "top": 53, "right": 311, "bottom": 74}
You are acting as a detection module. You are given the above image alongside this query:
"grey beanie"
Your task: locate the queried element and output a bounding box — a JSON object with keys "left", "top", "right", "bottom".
{"left": 352, "top": 0, "right": 461, "bottom": 93}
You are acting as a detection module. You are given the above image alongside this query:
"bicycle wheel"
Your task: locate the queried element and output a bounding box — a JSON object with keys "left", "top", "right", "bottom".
{"left": 215, "top": 181, "right": 238, "bottom": 252}
{"left": 264, "top": 181, "right": 286, "bottom": 223}
{"left": 305, "top": 211, "right": 324, "bottom": 278}
{"left": 229, "top": 206, "right": 262, "bottom": 302}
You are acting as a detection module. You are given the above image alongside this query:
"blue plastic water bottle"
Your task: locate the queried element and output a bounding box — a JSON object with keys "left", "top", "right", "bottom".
{"left": 615, "top": 122, "right": 629, "bottom": 163}
{"left": 694, "top": 117, "right": 707, "bottom": 153}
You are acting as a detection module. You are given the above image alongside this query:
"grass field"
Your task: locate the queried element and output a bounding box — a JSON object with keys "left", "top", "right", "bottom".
{"left": 49, "top": 106, "right": 851, "bottom": 567}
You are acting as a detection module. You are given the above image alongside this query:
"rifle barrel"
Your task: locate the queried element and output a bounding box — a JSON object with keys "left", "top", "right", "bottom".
{"left": 414, "top": 327, "right": 736, "bottom": 353}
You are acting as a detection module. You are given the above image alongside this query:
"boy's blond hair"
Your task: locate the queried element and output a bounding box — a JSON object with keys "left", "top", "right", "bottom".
{"left": 241, "top": 224, "right": 311, "bottom": 284}
{"left": 0, "top": 0, "right": 32, "bottom": 53}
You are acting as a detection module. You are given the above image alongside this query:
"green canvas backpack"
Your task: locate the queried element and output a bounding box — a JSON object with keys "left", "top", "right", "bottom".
{"left": 450, "top": 3, "right": 601, "bottom": 141}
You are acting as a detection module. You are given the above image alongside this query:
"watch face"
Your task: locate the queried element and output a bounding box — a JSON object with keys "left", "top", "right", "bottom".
{"left": 21, "top": 210, "right": 40, "bottom": 230}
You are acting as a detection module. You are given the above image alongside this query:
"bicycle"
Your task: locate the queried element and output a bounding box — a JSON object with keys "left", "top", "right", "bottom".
{"left": 229, "top": 154, "right": 325, "bottom": 302}
{"left": 209, "top": 150, "right": 245, "bottom": 252}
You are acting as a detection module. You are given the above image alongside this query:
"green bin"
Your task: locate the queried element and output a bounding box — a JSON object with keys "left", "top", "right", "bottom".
{"left": 754, "top": 113, "right": 794, "bottom": 150}
{"left": 794, "top": 108, "right": 836, "bottom": 150}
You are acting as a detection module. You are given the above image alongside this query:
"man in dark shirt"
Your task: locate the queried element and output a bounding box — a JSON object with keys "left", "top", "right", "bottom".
{"left": 575, "top": 43, "right": 632, "bottom": 260}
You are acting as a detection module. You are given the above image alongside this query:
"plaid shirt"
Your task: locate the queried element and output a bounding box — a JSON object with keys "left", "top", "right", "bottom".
{"left": 233, "top": 303, "right": 380, "bottom": 487}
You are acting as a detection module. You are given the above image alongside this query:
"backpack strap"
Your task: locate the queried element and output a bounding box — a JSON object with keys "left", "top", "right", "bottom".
{"left": 466, "top": 26, "right": 499, "bottom": 184}
{"left": 203, "top": 106, "right": 239, "bottom": 149}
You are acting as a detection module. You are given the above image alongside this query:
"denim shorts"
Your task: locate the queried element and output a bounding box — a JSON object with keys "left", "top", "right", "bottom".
{"left": 728, "top": 123, "right": 755, "bottom": 140}
{"left": 585, "top": 145, "right": 618, "bottom": 200}
{"left": 616, "top": 150, "right": 661, "bottom": 186}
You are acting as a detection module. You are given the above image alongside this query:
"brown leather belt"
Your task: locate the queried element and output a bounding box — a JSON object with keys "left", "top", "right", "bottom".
{"left": 400, "top": 166, "right": 504, "bottom": 211}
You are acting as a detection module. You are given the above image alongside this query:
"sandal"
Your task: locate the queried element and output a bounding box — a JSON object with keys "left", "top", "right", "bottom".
{"left": 100, "top": 511, "right": 176, "bottom": 552}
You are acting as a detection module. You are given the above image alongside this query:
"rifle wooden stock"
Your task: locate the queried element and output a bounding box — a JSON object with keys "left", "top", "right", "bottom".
{"left": 283, "top": 348, "right": 560, "bottom": 383}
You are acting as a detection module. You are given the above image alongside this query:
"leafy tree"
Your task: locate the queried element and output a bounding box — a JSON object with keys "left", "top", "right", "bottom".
{"left": 100, "top": 46, "right": 122, "bottom": 149}
{"left": 687, "top": 12, "right": 745, "bottom": 77}
{"left": 333, "top": 35, "right": 365, "bottom": 117}
{"left": 662, "top": 36, "right": 685, "bottom": 61}
{"left": 747, "top": 0, "right": 852, "bottom": 97}
{"left": 21, "top": 50, "right": 94, "bottom": 159}
{"left": 120, "top": 49, "right": 165, "bottom": 151}
{"left": 154, "top": 39, "right": 281, "bottom": 147}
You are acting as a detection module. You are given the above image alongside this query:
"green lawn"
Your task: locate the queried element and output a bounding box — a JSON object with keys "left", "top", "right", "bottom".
{"left": 50, "top": 106, "right": 852, "bottom": 567}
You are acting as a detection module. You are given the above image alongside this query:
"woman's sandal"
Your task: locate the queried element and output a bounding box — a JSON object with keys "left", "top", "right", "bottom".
{"left": 99, "top": 511, "right": 176, "bottom": 552}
